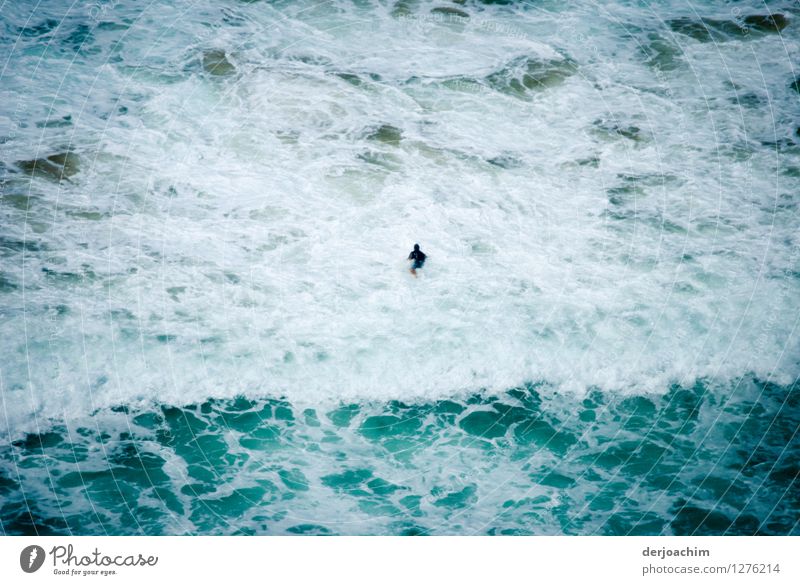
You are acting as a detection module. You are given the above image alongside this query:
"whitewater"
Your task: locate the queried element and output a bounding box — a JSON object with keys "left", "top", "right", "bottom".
{"left": 0, "top": 0, "right": 798, "bottom": 535}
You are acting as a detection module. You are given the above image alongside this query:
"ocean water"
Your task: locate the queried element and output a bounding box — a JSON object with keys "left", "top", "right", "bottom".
{"left": 0, "top": 0, "right": 798, "bottom": 535}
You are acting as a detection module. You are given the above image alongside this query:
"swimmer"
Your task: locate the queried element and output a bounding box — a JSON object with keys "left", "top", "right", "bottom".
{"left": 407, "top": 243, "right": 426, "bottom": 277}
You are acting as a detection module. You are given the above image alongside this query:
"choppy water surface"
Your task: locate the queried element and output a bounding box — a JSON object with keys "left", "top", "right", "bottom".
{"left": 0, "top": 0, "right": 798, "bottom": 534}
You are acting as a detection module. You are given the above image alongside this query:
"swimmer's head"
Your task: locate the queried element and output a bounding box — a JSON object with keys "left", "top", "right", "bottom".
{"left": 414, "top": 244, "right": 420, "bottom": 251}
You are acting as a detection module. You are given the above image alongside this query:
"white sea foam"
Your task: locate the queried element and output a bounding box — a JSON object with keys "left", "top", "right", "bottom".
{"left": 1, "top": 0, "right": 798, "bottom": 434}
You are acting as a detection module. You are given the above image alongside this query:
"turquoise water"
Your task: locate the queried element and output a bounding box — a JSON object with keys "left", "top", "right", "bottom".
{"left": 1, "top": 0, "right": 799, "bottom": 534}
{"left": 2, "top": 378, "right": 798, "bottom": 535}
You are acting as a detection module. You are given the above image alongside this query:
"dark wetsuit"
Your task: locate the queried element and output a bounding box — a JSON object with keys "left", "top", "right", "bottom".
{"left": 408, "top": 248, "right": 426, "bottom": 270}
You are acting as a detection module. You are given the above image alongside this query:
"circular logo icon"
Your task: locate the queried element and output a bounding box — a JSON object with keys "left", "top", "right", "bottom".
{"left": 20, "top": 545, "right": 46, "bottom": 573}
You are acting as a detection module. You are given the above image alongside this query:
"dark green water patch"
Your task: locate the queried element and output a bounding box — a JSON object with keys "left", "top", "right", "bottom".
{"left": 17, "top": 152, "right": 80, "bottom": 182}
{"left": 667, "top": 14, "right": 788, "bottom": 43}
{"left": 18, "top": 19, "right": 61, "bottom": 38}
{"left": 367, "top": 124, "right": 403, "bottom": 146}
{"left": 64, "top": 24, "right": 98, "bottom": 55}
{"left": 431, "top": 7, "right": 469, "bottom": 19}
{"left": 641, "top": 34, "right": 683, "bottom": 71}
{"left": 485, "top": 55, "right": 576, "bottom": 99}
{"left": 202, "top": 50, "right": 235, "bottom": 76}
